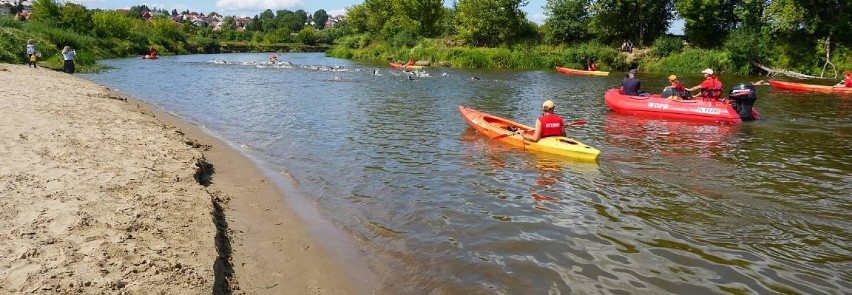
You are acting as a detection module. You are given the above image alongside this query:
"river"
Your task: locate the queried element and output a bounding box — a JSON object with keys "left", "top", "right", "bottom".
{"left": 82, "top": 53, "right": 851, "bottom": 294}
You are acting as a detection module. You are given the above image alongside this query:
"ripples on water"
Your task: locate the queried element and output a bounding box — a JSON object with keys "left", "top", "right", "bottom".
{"left": 83, "top": 53, "right": 851, "bottom": 294}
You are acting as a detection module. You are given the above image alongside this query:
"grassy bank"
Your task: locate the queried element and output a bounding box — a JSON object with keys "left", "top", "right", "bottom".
{"left": 327, "top": 36, "right": 627, "bottom": 71}
{"left": 328, "top": 35, "right": 852, "bottom": 77}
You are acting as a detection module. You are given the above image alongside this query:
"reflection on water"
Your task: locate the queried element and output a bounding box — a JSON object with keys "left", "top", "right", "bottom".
{"left": 83, "top": 53, "right": 851, "bottom": 294}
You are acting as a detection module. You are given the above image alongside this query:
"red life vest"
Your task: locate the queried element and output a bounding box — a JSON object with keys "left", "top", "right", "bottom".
{"left": 538, "top": 113, "right": 565, "bottom": 138}
{"left": 700, "top": 77, "right": 723, "bottom": 99}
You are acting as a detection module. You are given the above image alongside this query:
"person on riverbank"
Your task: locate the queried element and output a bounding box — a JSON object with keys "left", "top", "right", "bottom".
{"left": 522, "top": 100, "right": 565, "bottom": 142}
{"left": 26, "top": 39, "right": 36, "bottom": 68}
{"left": 662, "top": 75, "right": 690, "bottom": 100}
{"left": 62, "top": 46, "right": 76, "bottom": 74}
{"left": 622, "top": 69, "right": 647, "bottom": 96}
{"left": 688, "top": 68, "right": 723, "bottom": 100}
{"left": 836, "top": 71, "right": 852, "bottom": 87}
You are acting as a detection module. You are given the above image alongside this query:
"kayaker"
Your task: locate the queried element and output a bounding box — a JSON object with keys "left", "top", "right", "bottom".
{"left": 587, "top": 60, "right": 598, "bottom": 71}
{"left": 406, "top": 56, "right": 417, "bottom": 66}
{"left": 662, "top": 75, "right": 690, "bottom": 100}
{"left": 835, "top": 71, "right": 852, "bottom": 87}
{"left": 621, "top": 69, "right": 647, "bottom": 96}
{"left": 149, "top": 46, "right": 157, "bottom": 58}
{"left": 688, "top": 68, "right": 724, "bottom": 100}
{"left": 522, "top": 100, "right": 566, "bottom": 142}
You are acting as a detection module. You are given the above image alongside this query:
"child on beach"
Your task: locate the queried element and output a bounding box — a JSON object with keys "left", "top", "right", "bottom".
{"left": 26, "top": 39, "right": 36, "bottom": 68}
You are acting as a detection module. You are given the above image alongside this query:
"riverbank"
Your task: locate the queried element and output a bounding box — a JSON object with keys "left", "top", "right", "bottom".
{"left": 0, "top": 64, "right": 359, "bottom": 294}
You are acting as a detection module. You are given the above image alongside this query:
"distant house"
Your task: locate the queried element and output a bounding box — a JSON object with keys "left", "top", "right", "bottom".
{"left": 234, "top": 17, "right": 251, "bottom": 31}
{"left": 325, "top": 15, "right": 345, "bottom": 29}
{"left": 0, "top": 0, "right": 32, "bottom": 16}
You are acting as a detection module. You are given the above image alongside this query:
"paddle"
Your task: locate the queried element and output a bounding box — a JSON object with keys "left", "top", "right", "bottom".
{"left": 490, "top": 120, "right": 587, "bottom": 141}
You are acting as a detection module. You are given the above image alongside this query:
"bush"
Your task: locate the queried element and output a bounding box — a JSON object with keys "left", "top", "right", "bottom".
{"left": 296, "top": 27, "right": 317, "bottom": 45}
{"left": 652, "top": 35, "right": 683, "bottom": 58}
{"left": 642, "top": 48, "right": 732, "bottom": 74}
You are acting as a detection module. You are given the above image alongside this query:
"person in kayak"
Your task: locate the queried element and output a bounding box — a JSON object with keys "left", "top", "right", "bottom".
{"left": 587, "top": 59, "right": 598, "bottom": 71}
{"left": 406, "top": 56, "right": 417, "bottom": 66}
{"left": 621, "top": 69, "right": 648, "bottom": 96}
{"left": 662, "top": 75, "right": 690, "bottom": 100}
{"left": 522, "top": 100, "right": 566, "bottom": 142}
{"left": 835, "top": 71, "right": 852, "bottom": 87}
{"left": 688, "top": 68, "right": 723, "bottom": 100}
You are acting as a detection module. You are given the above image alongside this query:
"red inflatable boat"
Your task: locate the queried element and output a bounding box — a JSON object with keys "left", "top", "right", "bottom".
{"left": 603, "top": 88, "right": 760, "bottom": 123}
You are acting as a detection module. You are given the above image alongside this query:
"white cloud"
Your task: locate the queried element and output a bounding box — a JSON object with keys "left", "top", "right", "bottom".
{"left": 215, "top": 0, "right": 303, "bottom": 11}
{"left": 327, "top": 8, "right": 345, "bottom": 17}
{"left": 530, "top": 13, "right": 546, "bottom": 24}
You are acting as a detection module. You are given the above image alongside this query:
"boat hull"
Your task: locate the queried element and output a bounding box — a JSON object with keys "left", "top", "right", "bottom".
{"left": 555, "top": 67, "right": 609, "bottom": 76}
{"left": 603, "top": 88, "right": 759, "bottom": 123}
{"left": 389, "top": 62, "right": 424, "bottom": 70}
{"left": 768, "top": 80, "right": 852, "bottom": 93}
{"left": 458, "top": 106, "right": 600, "bottom": 160}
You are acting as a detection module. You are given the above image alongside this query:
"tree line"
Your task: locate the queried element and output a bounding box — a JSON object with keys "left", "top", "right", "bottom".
{"left": 2, "top": 0, "right": 850, "bottom": 75}
{"left": 0, "top": 0, "right": 345, "bottom": 71}
{"left": 340, "top": 0, "right": 851, "bottom": 75}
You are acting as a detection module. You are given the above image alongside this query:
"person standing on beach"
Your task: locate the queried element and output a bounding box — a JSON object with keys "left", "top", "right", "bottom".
{"left": 62, "top": 46, "right": 76, "bottom": 74}
{"left": 26, "top": 39, "right": 36, "bottom": 68}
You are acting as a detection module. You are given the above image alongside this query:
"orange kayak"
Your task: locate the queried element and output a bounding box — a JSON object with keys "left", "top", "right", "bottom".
{"left": 768, "top": 80, "right": 852, "bottom": 93}
{"left": 555, "top": 66, "right": 609, "bottom": 76}
{"left": 458, "top": 106, "right": 600, "bottom": 160}
{"left": 389, "top": 62, "right": 424, "bottom": 70}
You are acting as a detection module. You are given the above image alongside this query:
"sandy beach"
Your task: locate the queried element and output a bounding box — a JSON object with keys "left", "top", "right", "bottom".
{"left": 0, "top": 64, "right": 358, "bottom": 294}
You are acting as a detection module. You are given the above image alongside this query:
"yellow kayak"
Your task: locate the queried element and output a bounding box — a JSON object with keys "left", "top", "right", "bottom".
{"left": 459, "top": 106, "right": 600, "bottom": 160}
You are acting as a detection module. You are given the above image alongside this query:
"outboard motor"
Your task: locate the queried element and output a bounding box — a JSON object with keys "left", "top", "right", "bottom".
{"left": 728, "top": 84, "right": 757, "bottom": 120}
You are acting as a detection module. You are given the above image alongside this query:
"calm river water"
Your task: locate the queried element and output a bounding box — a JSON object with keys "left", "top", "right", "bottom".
{"left": 83, "top": 53, "right": 850, "bottom": 294}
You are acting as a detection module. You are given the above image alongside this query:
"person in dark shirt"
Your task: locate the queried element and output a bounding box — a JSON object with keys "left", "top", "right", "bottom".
{"left": 621, "top": 69, "right": 645, "bottom": 96}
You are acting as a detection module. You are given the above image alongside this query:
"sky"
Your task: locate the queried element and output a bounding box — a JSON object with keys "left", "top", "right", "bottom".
{"left": 68, "top": 0, "right": 682, "bottom": 34}
{"left": 67, "top": 0, "right": 549, "bottom": 21}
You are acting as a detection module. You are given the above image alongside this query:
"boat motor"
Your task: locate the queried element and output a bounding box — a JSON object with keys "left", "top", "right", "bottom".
{"left": 728, "top": 84, "right": 757, "bottom": 120}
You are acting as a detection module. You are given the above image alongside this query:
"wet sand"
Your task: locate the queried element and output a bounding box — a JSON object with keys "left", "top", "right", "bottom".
{"left": 0, "top": 64, "right": 358, "bottom": 294}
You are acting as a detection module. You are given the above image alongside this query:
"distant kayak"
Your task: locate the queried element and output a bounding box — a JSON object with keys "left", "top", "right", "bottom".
{"left": 604, "top": 88, "right": 760, "bottom": 123}
{"left": 459, "top": 106, "right": 600, "bottom": 160}
{"left": 555, "top": 67, "right": 609, "bottom": 76}
{"left": 143, "top": 55, "right": 159, "bottom": 60}
{"left": 389, "top": 62, "right": 423, "bottom": 70}
{"left": 768, "top": 80, "right": 852, "bottom": 93}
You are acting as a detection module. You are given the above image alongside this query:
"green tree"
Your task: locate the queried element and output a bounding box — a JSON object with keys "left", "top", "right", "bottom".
{"left": 589, "top": 0, "right": 673, "bottom": 46}
{"left": 313, "top": 9, "right": 329, "bottom": 30}
{"left": 407, "top": 0, "right": 444, "bottom": 37}
{"left": 543, "top": 0, "right": 590, "bottom": 44}
{"left": 92, "top": 11, "right": 135, "bottom": 39}
{"left": 60, "top": 3, "right": 92, "bottom": 33}
{"left": 296, "top": 27, "right": 318, "bottom": 45}
{"left": 30, "top": 0, "right": 62, "bottom": 24}
{"left": 295, "top": 10, "right": 309, "bottom": 26}
{"left": 675, "top": 0, "right": 738, "bottom": 48}
{"left": 455, "top": 0, "right": 529, "bottom": 46}
{"left": 278, "top": 10, "right": 306, "bottom": 32}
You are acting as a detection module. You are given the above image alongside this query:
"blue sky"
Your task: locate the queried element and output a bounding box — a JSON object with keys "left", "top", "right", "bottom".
{"left": 70, "top": 0, "right": 682, "bottom": 33}
{"left": 69, "top": 0, "right": 549, "bottom": 21}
